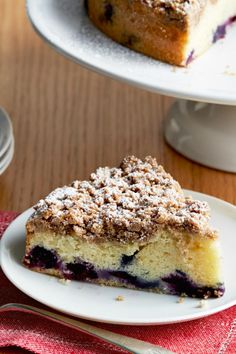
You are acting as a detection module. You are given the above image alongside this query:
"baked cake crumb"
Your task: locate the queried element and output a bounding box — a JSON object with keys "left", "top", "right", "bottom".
{"left": 198, "top": 299, "right": 208, "bottom": 308}
{"left": 177, "top": 297, "right": 185, "bottom": 304}
{"left": 58, "top": 278, "right": 71, "bottom": 285}
{"left": 115, "top": 295, "right": 125, "bottom": 301}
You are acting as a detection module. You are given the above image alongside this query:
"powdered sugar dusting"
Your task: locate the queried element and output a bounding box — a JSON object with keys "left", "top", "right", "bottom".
{"left": 28, "top": 156, "right": 215, "bottom": 242}
{"left": 142, "top": 0, "right": 206, "bottom": 17}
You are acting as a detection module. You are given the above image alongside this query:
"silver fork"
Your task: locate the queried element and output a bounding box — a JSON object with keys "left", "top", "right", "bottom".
{"left": 0, "top": 303, "right": 174, "bottom": 354}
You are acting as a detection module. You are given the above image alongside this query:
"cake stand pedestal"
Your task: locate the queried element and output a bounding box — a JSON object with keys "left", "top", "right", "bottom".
{"left": 165, "top": 100, "right": 236, "bottom": 172}
{"left": 27, "top": 0, "right": 236, "bottom": 173}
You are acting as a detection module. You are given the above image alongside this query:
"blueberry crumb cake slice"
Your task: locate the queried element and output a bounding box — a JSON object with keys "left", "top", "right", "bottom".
{"left": 24, "top": 156, "right": 225, "bottom": 299}
{"left": 86, "top": 0, "right": 236, "bottom": 66}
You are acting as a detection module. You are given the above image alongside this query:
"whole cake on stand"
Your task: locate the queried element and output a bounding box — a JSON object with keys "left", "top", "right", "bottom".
{"left": 87, "top": 0, "right": 236, "bottom": 66}
{"left": 27, "top": 0, "right": 236, "bottom": 172}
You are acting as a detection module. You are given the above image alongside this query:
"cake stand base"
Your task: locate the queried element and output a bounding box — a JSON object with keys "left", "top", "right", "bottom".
{"left": 165, "top": 100, "right": 236, "bottom": 172}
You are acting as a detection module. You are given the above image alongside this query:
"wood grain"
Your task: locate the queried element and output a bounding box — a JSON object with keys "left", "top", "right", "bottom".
{"left": 0, "top": 0, "right": 236, "bottom": 213}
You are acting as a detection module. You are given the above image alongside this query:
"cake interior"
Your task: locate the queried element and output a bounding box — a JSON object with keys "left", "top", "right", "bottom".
{"left": 185, "top": 0, "right": 236, "bottom": 64}
{"left": 24, "top": 229, "right": 224, "bottom": 299}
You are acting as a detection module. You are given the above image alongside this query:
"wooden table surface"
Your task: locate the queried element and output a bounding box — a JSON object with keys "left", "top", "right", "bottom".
{"left": 0, "top": 0, "right": 236, "bottom": 213}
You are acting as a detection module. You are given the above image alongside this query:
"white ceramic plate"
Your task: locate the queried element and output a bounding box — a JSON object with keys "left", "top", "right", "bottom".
{"left": 26, "top": 0, "right": 236, "bottom": 105}
{"left": 0, "top": 136, "right": 14, "bottom": 175}
{"left": 0, "top": 108, "right": 13, "bottom": 159}
{"left": 1, "top": 190, "right": 236, "bottom": 325}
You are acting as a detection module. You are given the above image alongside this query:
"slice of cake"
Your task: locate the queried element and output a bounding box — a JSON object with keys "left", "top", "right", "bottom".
{"left": 86, "top": 0, "right": 236, "bottom": 66}
{"left": 24, "top": 156, "right": 224, "bottom": 298}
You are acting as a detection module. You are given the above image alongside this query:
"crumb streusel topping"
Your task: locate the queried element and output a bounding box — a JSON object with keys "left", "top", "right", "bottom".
{"left": 27, "top": 156, "right": 216, "bottom": 242}
{"left": 141, "top": 0, "right": 207, "bottom": 23}
{"left": 142, "top": 0, "right": 206, "bottom": 14}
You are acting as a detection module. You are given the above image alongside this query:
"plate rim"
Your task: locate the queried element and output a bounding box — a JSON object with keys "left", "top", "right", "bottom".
{"left": 0, "top": 137, "right": 14, "bottom": 175}
{"left": 1, "top": 189, "right": 236, "bottom": 325}
{"left": 0, "top": 107, "right": 13, "bottom": 159}
{"left": 26, "top": 0, "right": 236, "bottom": 105}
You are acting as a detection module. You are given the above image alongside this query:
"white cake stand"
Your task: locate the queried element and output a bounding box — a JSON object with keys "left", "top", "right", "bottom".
{"left": 27, "top": 0, "right": 236, "bottom": 172}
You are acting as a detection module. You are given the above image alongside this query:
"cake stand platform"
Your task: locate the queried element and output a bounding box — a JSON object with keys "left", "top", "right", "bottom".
{"left": 27, "top": 0, "right": 236, "bottom": 172}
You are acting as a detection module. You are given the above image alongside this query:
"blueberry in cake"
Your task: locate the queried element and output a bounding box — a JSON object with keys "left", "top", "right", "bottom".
{"left": 24, "top": 156, "right": 224, "bottom": 299}
{"left": 86, "top": 0, "right": 236, "bottom": 66}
